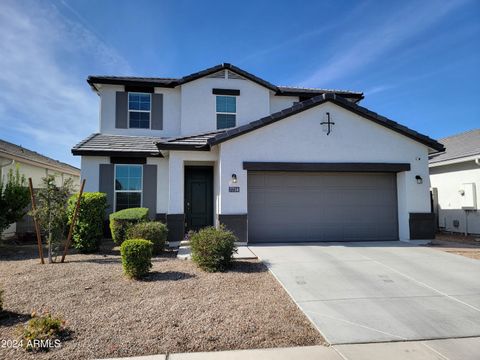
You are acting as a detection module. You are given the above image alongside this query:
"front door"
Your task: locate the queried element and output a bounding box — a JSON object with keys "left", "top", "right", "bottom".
{"left": 185, "top": 166, "right": 214, "bottom": 231}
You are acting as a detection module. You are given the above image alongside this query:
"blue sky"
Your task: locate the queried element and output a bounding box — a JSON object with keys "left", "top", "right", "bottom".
{"left": 0, "top": 0, "right": 478, "bottom": 167}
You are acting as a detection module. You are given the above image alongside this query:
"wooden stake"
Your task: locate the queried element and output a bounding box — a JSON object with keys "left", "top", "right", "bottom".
{"left": 29, "top": 178, "right": 44, "bottom": 264}
{"left": 61, "top": 179, "right": 85, "bottom": 263}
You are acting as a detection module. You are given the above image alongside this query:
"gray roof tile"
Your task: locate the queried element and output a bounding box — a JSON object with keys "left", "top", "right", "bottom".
{"left": 72, "top": 133, "right": 164, "bottom": 156}
{"left": 0, "top": 138, "right": 79, "bottom": 174}
{"left": 429, "top": 129, "right": 480, "bottom": 164}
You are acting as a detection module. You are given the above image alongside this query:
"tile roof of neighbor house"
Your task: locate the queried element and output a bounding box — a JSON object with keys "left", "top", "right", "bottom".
{"left": 72, "top": 133, "right": 165, "bottom": 156}
{"left": 87, "top": 63, "right": 364, "bottom": 101}
{"left": 154, "top": 93, "right": 445, "bottom": 152}
{"left": 428, "top": 129, "right": 480, "bottom": 164}
{"left": 0, "top": 139, "right": 79, "bottom": 175}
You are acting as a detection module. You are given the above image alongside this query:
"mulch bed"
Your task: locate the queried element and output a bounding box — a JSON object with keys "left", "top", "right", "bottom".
{"left": 427, "top": 232, "right": 480, "bottom": 260}
{"left": 0, "top": 242, "right": 324, "bottom": 359}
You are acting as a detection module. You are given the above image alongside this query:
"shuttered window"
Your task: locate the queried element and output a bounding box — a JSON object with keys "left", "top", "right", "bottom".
{"left": 216, "top": 95, "right": 236, "bottom": 129}
{"left": 128, "top": 93, "right": 151, "bottom": 128}
{"left": 114, "top": 164, "right": 142, "bottom": 211}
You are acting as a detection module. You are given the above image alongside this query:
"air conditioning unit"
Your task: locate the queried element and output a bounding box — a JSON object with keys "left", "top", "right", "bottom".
{"left": 459, "top": 183, "right": 477, "bottom": 210}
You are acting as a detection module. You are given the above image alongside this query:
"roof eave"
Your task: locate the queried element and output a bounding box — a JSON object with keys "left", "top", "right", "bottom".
{"left": 71, "top": 149, "right": 163, "bottom": 157}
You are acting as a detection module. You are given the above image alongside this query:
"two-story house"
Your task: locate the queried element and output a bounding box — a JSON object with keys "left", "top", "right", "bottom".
{"left": 72, "top": 63, "right": 444, "bottom": 244}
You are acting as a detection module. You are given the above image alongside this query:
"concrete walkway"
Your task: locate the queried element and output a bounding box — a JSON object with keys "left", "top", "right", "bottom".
{"left": 103, "top": 337, "right": 480, "bottom": 360}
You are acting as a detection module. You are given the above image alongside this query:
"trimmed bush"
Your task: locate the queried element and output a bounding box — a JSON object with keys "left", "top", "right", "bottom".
{"left": 190, "top": 225, "right": 237, "bottom": 272}
{"left": 67, "top": 192, "right": 108, "bottom": 253}
{"left": 22, "top": 311, "right": 66, "bottom": 352}
{"left": 120, "top": 239, "right": 153, "bottom": 278}
{"left": 109, "top": 207, "right": 149, "bottom": 244}
{"left": 126, "top": 221, "right": 167, "bottom": 254}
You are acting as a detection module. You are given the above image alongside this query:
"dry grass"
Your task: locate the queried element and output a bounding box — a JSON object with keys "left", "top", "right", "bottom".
{"left": 0, "top": 242, "right": 324, "bottom": 359}
{"left": 428, "top": 232, "right": 480, "bottom": 260}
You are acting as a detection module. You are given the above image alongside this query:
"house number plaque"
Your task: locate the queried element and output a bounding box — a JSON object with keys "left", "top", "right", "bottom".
{"left": 229, "top": 186, "right": 240, "bottom": 193}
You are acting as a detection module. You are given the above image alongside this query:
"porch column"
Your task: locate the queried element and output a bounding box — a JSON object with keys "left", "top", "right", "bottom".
{"left": 167, "top": 154, "right": 185, "bottom": 242}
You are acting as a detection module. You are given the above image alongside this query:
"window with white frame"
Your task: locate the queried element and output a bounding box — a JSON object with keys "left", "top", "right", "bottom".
{"left": 128, "top": 92, "right": 151, "bottom": 128}
{"left": 114, "top": 165, "right": 142, "bottom": 211}
{"left": 216, "top": 95, "right": 236, "bottom": 129}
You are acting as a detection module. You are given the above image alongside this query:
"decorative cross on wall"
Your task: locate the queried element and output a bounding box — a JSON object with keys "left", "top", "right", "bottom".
{"left": 320, "top": 112, "right": 335, "bottom": 135}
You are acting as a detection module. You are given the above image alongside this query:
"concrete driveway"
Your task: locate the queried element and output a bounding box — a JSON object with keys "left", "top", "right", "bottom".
{"left": 250, "top": 241, "right": 480, "bottom": 345}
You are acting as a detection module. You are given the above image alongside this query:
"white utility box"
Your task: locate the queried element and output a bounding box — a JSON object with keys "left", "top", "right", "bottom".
{"left": 460, "top": 183, "right": 477, "bottom": 210}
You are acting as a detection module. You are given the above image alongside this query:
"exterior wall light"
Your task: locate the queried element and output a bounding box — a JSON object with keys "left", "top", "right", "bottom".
{"left": 231, "top": 174, "right": 237, "bottom": 183}
{"left": 415, "top": 175, "right": 423, "bottom": 184}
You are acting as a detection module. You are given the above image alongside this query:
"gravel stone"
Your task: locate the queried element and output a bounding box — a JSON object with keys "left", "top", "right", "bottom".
{"left": 0, "top": 246, "right": 324, "bottom": 359}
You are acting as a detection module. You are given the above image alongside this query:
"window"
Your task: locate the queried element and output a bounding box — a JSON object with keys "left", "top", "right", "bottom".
{"left": 216, "top": 95, "right": 236, "bottom": 129}
{"left": 128, "top": 92, "right": 151, "bottom": 128}
{"left": 114, "top": 165, "right": 142, "bottom": 211}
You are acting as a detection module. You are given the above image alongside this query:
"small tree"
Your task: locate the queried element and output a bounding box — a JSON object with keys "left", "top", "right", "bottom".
{"left": 30, "top": 176, "right": 74, "bottom": 263}
{"left": 0, "top": 167, "right": 30, "bottom": 239}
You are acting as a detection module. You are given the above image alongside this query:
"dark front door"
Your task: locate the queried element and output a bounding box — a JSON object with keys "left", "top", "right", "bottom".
{"left": 185, "top": 166, "right": 214, "bottom": 231}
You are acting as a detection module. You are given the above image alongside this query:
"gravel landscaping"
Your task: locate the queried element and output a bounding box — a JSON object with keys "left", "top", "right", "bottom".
{"left": 0, "top": 242, "right": 324, "bottom": 359}
{"left": 427, "top": 232, "right": 480, "bottom": 260}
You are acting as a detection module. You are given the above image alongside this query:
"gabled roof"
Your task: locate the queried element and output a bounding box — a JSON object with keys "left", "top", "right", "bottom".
{"left": 72, "top": 133, "right": 164, "bottom": 157}
{"left": 154, "top": 93, "right": 444, "bottom": 152}
{"left": 0, "top": 138, "right": 79, "bottom": 175}
{"left": 87, "top": 63, "right": 364, "bottom": 101}
{"left": 429, "top": 129, "right": 480, "bottom": 164}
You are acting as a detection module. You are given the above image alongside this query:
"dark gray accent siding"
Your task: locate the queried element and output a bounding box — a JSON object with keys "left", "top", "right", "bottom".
{"left": 115, "top": 92, "right": 128, "bottom": 129}
{"left": 142, "top": 164, "right": 157, "bottom": 219}
{"left": 409, "top": 213, "right": 435, "bottom": 239}
{"left": 212, "top": 88, "right": 240, "bottom": 96}
{"left": 166, "top": 214, "right": 185, "bottom": 242}
{"left": 243, "top": 162, "right": 411, "bottom": 173}
{"left": 151, "top": 94, "right": 163, "bottom": 130}
{"left": 99, "top": 164, "right": 114, "bottom": 215}
{"left": 218, "top": 214, "right": 248, "bottom": 242}
{"left": 155, "top": 213, "right": 167, "bottom": 223}
{"left": 110, "top": 157, "right": 146, "bottom": 164}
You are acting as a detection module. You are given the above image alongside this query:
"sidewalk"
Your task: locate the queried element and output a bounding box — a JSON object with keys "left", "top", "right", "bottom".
{"left": 104, "top": 336, "right": 480, "bottom": 360}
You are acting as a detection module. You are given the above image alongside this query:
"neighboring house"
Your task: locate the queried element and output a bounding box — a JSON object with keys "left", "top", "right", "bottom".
{"left": 0, "top": 139, "right": 80, "bottom": 238}
{"left": 72, "top": 63, "right": 444, "bottom": 243}
{"left": 429, "top": 129, "right": 480, "bottom": 235}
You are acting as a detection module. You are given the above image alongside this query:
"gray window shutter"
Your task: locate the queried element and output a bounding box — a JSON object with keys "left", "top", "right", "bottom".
{"left": 115, "top": 92, "right": 128, "bottom": 128}
{"left": 142, "top": 164, "right": 157, "bottom": 219}
{"left": 99, "top": 164, "right": 114, "bottom": 214}
{"left": 151, "top": 94, "right": 163, "bottom": 130}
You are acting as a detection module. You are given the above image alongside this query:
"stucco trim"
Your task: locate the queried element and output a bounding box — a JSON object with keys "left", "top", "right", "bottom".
{"left": 243, "top": 162, "right": 411, "bottom": 173}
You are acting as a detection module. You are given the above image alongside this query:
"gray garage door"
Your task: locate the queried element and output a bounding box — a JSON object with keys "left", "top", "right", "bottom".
{"left": 248, "top": 172, "right": 398, "bottom": 243}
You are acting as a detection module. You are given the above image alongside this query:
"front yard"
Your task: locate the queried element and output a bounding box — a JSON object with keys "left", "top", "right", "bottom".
{"left": 0, "top": 242, "right": 324, "bottom": 359}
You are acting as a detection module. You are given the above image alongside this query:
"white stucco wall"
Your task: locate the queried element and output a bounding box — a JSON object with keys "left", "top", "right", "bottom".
{"left": 98, "top": 85, "right": 181, "bottom": 137}
{"left": 166, "top": 150, "right": 219, "bottom": 215}
{"left": 180, "top": 77, "right": 271, "bottom": 135}
{"left": 430, "top": 161, "right": 480, "bottom": 234}
{"left": 216, "top": 102, "right": 432, "bottom": 240}
{"left": 270, "top": 95, "right": 298, "bottom": 113}
{"left": 80, "top": 156, "right": 109, "bottom": 192}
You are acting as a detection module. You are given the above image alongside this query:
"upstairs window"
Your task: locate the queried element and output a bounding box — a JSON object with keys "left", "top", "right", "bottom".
{"left": 216, "top": 95, "right": 236, "bottom": 129}
{"left": 114, "top": 164, "right": 142, "bottom": 211}
{"left": 128, "top": 92, "right": 151, "bottom": 128}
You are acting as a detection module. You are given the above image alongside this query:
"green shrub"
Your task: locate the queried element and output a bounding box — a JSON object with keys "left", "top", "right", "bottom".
{"left": 126, "top": 221, "right": 167, "bottom": 254}
{"left": 22, "top": 311, "right": 66, "bottom": 352}
{"left": 109, "top": 208, "right": 149, "bottom": 244}
{"left": 190, "top": 225, "right": 237, "bottom": 272}
{"left": 120, "top": 239, "right": 153, "bottom": 278}
{"left": 67, "top": 192, "right": 108, "bottom": 253}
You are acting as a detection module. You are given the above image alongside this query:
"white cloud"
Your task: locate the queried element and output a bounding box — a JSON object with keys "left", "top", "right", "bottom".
{"left": 0, "top": 0, "right": 131, "bottom": 166}
{"left": 298, "top": 0, "right": 470, "bottom": 87}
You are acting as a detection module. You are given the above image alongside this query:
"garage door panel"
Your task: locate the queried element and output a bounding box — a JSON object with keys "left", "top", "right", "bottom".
{"left": 248, "top": 172, "right": 398, "bottom": 243}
